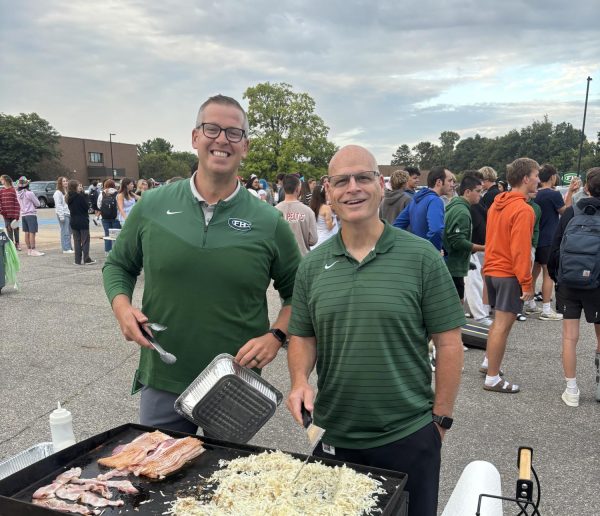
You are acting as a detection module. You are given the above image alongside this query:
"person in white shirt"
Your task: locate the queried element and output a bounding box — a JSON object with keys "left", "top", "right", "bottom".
{"left": 53, "top": 176, "right": 74, "bottom": 254}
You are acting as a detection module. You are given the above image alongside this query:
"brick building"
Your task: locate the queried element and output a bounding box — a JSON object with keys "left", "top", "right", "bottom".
{"left": 58, "top": 136, "right": 139, "bottom": 185}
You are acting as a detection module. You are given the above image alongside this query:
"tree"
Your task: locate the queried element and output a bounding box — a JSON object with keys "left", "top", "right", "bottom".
{"left": 137, "top": 138, "right": 173, "bottom": 159}
{"left": 0, "top": 113, "right": 61, "bottom": 178}
{"left": 412, "top": 141, "right": 438, "bottom": 169}
{"left": 171, "top": 151, "right": 198, "bottom": 174}
{"left": 138, "top": 153, "right": 190, "bottom": 181}
{"left": 242, "top": 82, "right": 337, "bottom": 179}
{"left": 391, "top": 144, "right": 414, "bottom": 166}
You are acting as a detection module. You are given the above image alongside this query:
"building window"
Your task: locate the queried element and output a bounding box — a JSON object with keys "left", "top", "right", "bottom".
{"left": 89, "top": 152, "right": 104, "bottom": 164}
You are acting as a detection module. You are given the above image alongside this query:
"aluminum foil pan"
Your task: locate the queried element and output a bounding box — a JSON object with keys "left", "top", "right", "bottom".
{"left": 108, "top": 228, "right": 121, "bottom": 238}
{"left": 174, "top": 353, "right": 283, "bottom": 443}
{"left": 0, "top": 443, "right": 54, "bottom": 481}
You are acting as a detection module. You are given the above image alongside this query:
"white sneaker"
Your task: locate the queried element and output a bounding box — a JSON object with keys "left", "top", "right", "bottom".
{"left": 524, "top": 303, "right": 542, "bottom": 314}
{"left": 539, "top": 310, "right": 563, "bottom": 321}
{"left": 63, "top": 249, "right": 75, "bottom": 254}
{"left": 29, "top": 249, "right": 45, "bottom": 256}
{"left": 561, "top": 389, "right": 580, "bottom": 407}
{"left": 475, "top": 317, "right": 494, "bottom": 326}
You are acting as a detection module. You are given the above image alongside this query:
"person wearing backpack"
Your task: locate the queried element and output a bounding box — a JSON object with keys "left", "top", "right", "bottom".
{"left": 548, "top": 167, "right": 600, "bottom": 407}
{"left": 97, "top": 178, "right": 120, "bottom": 253}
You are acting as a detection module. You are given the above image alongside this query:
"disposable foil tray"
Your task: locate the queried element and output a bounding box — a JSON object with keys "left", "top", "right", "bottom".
{"left": 108, "top": 228, "right": 121, "bottom": 238}
{"left": 0, "top": 443, "right": 54, "bottom": 481}
{"left": 174, "top": 353, "right": 283, "bottom": 443}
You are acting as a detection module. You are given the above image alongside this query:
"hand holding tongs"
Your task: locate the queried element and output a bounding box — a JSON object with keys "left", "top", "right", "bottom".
{"left": 139, "top": 322, "right": 177, "bottom": 365}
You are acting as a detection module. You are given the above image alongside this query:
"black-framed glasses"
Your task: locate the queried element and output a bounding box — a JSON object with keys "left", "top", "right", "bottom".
{"left": 196, "top": 123, "right": 246, "bottom": 143}
{"left": 327, "top": 171, "right": 380, "bottom": 189}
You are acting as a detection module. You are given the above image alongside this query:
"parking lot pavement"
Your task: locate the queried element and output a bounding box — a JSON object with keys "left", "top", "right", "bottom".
{"left": 1, "top": 218, "right": 598, "bottom": 514}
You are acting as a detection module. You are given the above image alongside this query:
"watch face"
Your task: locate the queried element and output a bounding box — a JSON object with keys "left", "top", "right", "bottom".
{"left": 270, "top": 328, "right": 286, "bottom": 343}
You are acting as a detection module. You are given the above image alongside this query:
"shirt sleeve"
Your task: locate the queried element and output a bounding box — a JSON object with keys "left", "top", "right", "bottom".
{"left": 393, "top": 203, "right": 411, "bottom": 229}
{"left": 420, "top": 248, "right": 466, "bottom": 334}
{"left": 552, "top": 190, "right": 565, "bottom": 211}
{"left": 426, "top": 198, "right": 445, "bottom": 251}
{"left": 445, "top": 211, "right": 473, "bottom": 253}
{"left": 288, "top": 260, "right": 315, "bottom": 337}
{"left": 270, "top": 215, "right": 302, "bottom": 305}
{"left": 102, "top": 197, "right": 144, "bottom": 304}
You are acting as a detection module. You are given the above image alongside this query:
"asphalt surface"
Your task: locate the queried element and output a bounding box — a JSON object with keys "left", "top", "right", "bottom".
{"left": 1, "top": 208, "right": 599, "bottom": 515}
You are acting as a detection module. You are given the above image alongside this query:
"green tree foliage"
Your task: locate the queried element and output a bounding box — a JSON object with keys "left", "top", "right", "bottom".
{"left": 137, "top": 137, "right": 173, "bottom": 159}
{"left": 138, "top": 153, "right": 190, "bottom": 181}
{"left": 392, "top": 118, "right": 599, "bottom": 177}
{"left": 242, "top": 82, "right": 337, "bottom": 180}
{"left": 0, "top": 113, "right": 61, "bottom": 179}
{"left": 171, "top": 151, "right": 198, "bottom": 174}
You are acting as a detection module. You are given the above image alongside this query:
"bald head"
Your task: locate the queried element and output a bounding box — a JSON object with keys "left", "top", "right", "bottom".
{"left": 328, "top": 145, "right": 379, "bottom": 175}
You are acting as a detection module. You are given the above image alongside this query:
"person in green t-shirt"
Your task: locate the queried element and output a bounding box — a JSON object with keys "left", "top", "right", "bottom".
{"left": 286, "top": 145, "right": 465, "bottom": 516}
{"left": 103, "top": 95, "right": 301, "bottom": 433}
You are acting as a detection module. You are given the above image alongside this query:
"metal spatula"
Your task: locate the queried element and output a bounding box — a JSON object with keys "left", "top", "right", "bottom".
{"left": 292, "top": 404, "right": 325, "bottom": 481}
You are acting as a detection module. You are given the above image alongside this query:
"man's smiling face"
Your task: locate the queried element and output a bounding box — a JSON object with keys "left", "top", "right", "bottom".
{"left": 192, "top": 103, "right": 248, "bottom": 178}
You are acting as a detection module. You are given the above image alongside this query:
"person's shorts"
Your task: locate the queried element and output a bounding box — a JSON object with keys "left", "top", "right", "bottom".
{"left": 534, "top": 245, "right": 551, "bottom": 265}
{"left": 452, "top": 276, "right": 465, "bottom": 301}
{"left": 485, "top": 276, "right": 523, "bottom": 315}
{"left": 21, "top": 215, "right": 38, "bottom": 233}
{"left": 556, "top": 285, "right": 600, "bottom": 323}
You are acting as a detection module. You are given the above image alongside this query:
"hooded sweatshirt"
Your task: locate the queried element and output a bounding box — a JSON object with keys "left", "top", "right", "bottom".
{"left": 393, "top": 188, "right": 445, "bottom": 250}
{"left": 483, "top": 191, "right": 535, "bottom": 292}
{"left": 443, "top": 196, "right": 474, "bottom": 277}
{"left": 17, "top": 188, "right": 40, "bottom": 216}
{"left": 380, "top": 189, "right": 412, "bottom": 224}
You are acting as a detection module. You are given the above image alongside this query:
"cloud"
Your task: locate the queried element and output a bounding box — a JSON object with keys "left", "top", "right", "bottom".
{"left": 1, "top": 0, "right": 598, "bottom": 164}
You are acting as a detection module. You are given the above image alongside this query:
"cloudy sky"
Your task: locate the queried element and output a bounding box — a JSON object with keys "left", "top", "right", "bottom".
{"left": 1, "top": 0, "right": 599, "bottom": 164}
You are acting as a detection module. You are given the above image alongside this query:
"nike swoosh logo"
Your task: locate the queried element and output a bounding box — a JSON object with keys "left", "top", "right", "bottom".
{"left": 166, "top": 210, "right": 183, "bottom": 215}
{"left": 324, "top": 261, "right": 338, "bottom": 270}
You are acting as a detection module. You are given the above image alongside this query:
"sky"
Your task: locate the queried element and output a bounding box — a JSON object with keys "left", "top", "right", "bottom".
{"left": 1, "top": 0, "right": 599, "bottom": 164}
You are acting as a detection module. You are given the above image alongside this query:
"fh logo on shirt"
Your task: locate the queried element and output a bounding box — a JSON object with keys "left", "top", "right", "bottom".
{"left": 228, "top": 218, "right": 252, "bottom": 232}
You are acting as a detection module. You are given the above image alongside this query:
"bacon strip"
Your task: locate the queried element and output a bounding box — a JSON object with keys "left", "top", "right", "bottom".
{"left": 55, "top": 484, "right": 93, "bottom": 502}
{"left": 33, "top": 498, "right": 100, "bottom": 515}
{"left": 97, "top": 430, "right": 171, "bottom": 469}
{"left": 72, "top": 477, "right": 138, "bottom": 495}
{"left": 33, "top": 482, "right": 63, "bottom": 499}
{"left": 78, "top": 491, "right": 124, "bottom": 508}
{"left": 56, "top": 467, "right": 82, "bottom": 484}
{"left": 96, "top": 468, "right": 128, "bottom": 481}
{"left": 131, "top": 436, "right": 205, "bottom": 479}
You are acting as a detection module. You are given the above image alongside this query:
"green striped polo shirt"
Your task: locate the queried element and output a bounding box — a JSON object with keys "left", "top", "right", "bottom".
{"left": 289, "top": 222, "right": 465, "bottom": 449}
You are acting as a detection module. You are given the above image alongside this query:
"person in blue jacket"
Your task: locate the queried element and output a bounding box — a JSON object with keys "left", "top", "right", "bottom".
{"left": 393, "top": 166, "right": 456, "bottom": 251}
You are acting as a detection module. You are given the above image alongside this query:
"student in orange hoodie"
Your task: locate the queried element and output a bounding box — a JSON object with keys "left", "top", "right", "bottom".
{"left": 481, "top": 157, "right": 540, "bottom": 393}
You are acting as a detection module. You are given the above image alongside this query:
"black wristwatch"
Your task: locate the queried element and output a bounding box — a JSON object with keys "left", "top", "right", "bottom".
{"left": 269, "top": 328, "right": 286, "bottom": 345}
{"left": 432, "top": 414, "right": 453, "bottom": 429}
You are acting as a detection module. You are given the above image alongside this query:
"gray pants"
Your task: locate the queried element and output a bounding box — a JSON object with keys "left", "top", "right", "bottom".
{"left": 139, "top": 386, "right": 198, "bottom": 434}
{"left": 73, "top": 228, "right": 90, "bottom": 264}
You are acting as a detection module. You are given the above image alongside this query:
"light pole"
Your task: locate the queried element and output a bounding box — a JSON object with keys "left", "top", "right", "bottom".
{"left": 109, "top": 133, "right": 116, "bottom": 180}
{"left": 576, "top": 76, "right": 592, "bottom": 177}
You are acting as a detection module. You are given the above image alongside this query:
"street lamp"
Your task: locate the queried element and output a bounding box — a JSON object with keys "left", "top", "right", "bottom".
{"left": 576, "top": 76, "right": 592, "bottom": 177}
{"left": 109, "top": 133, "right": 116, "bottom": 179}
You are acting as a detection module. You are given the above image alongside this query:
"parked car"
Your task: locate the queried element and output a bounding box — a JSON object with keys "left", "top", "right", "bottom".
{"left": 29, "top": 181, "right": 56, "bottom": 208}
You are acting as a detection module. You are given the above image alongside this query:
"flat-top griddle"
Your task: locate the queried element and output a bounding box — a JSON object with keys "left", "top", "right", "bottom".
{"left": 0, "top": 423, "right": 408, "bottom": 515}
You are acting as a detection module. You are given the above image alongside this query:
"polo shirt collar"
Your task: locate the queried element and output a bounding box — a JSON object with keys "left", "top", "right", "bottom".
{"left": 189, "top": 171, "right": 241, "bottom": 205}
{"left": 331, "top": 220, "right": 396, "bottom": 258}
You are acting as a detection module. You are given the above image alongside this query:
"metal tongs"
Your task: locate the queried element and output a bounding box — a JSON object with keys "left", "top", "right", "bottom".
{"left": 139, "top": 322, "right": 177, "bottom": 365}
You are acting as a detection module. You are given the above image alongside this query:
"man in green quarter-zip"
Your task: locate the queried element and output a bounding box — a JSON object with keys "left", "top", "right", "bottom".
{"left": 103, "top": 95, "right": 301, "bottom": 433}
{"left": 443, "top": 174, "right": 486, "bottom": 302}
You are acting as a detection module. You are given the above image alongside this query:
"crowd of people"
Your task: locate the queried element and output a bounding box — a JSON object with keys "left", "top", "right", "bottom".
{"left": 1, "top": 93, "right": 598, "bottom": 516}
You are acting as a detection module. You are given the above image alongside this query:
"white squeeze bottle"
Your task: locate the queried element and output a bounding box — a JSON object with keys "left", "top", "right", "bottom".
{"left": 50, "top": 402, "right": 76, "bottom": 452}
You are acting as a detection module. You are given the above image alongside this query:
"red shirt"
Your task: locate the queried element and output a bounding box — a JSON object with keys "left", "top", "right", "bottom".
{"left": 0, "top": 186, "right": 21, "bottom": 220}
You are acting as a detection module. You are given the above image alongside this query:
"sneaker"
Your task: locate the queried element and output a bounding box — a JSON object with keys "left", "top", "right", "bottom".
{"left": 63, "top": 249, "right": 75, "bottom": 254}
{"left": 534, "top": 291, "right": 543, "bottom": 301}
{"left": 524, "top": 303, "right": 542, "bottom": 314}
{"left": 475, "top": 317, "right": 494, "bottom": 326}
{"left": 29, "top": 249, "right": 45, "bottom": 256}
{"left": 561, "top": 389, "right": 580, "bottom": 407}
{"left": 74, "top": 262, "right": 82, "bottom": 265}
{"left": 539, "top": 310, "right": 563, "bottom": 321}
{"left": 84, "top": 258, "right": 96, "bottom": 265}
{"left": 15, "top": 244, "right": 22, "bottom": 251}
{"left": 516, "top": 313, "right": 527, "bottom": 322}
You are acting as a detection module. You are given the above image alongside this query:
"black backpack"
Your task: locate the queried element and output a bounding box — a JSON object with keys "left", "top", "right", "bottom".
{"left": 100, "top": 192, "right": 118, "bottom": 219}
{"left": 558, "top": 203, "right": 600, "bottom": 289}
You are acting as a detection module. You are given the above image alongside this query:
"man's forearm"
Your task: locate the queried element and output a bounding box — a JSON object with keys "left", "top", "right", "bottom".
{"left": 432, "top": 328, "right": 463, "bottom": 416}
{"left": 288, "top": 336, "right": 317, "bottom": 387}
{"left": 271, "top": 305, "right": 292, "bottom": 335}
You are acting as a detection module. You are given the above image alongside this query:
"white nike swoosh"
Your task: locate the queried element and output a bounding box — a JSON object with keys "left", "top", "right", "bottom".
{"left": 166, "top": 210, "right": 183, "bottom": 215}
{"left": 324, "top": 261, "right": 338, "bottom": 270}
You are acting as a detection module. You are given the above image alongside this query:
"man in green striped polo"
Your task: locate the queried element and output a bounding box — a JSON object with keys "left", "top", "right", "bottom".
{"left": 287, "top": 145, "right": 465, "bottom": 516}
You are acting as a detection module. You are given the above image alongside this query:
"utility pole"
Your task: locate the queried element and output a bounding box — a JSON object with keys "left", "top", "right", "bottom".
{"left": 576, "top": 76, "right": 592, "bottom": 177}
{"left": 109, "top": 133, "right": 116, "bottom": 180}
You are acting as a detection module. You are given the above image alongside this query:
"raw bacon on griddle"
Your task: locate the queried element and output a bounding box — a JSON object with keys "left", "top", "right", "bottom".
{"left": 97, "top": 430, "right": 171, "bottom": 469}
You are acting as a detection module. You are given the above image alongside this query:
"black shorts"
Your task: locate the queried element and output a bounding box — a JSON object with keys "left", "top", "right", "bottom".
{"left": 452, "top": 276, "right": 465, "bottom": 301}
{"left": 534, "top": 245, "right": 551, "bottom": 265}
{"left": 485, "top": 276, "right": 523, "bottom": 315}
{"left": 556, "top": 285, "right": 600, "bottom": 323}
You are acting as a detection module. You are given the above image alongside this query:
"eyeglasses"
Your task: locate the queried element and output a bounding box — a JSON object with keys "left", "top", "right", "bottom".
{"left": 196, "top": 123, "right": 246, "bottom": 143}
{"left": 327, "top": 171, "right": 380, "bottom": 189}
